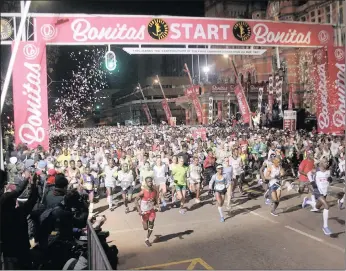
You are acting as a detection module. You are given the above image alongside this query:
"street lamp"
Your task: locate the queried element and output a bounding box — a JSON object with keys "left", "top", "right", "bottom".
{"left": 203, "top": 66, "right": 210, "bottom": 73}
{"left": 153, "top": 79, "right": 159, "bottom": 84}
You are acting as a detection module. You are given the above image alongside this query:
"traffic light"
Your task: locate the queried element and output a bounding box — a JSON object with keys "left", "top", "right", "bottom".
{"left": 96, "top": 105, "right": 100, "bottom": 109}
{"left": 105, "top": 50, "right": 116, "bottom": 71}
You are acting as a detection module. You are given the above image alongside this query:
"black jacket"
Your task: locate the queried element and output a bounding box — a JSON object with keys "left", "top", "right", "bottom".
{"left": 43, "top": 188, "right": 66, "bottom": 209}
{"left": 0, "top": 179, "right": 38, "bottom": 259}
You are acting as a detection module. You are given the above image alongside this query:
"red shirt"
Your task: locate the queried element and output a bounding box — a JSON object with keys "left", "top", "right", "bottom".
{"left": 299, "top": 159, "right": 314, "bottom": 182}
{"left": 203, "top": 155, "right": 215, "bottom": 169}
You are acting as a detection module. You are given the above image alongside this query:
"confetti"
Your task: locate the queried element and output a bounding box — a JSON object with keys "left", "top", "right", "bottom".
{"left": 50, "top": 46, "right": 110, "bottom": 129}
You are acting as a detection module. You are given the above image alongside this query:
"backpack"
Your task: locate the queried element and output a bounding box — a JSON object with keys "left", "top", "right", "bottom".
{"left": 37, "top": 204, "right": 62, "bottom": 248}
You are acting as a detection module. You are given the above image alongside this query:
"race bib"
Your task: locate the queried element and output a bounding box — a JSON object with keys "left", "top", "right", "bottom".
{"left": 83, "top": 183, "right": 93, "bottom": 190}
{"left": 141, "top": 200, "right": 154, "bottom": 212}
{"left": 215, "top": 183, "right": 225, "bottom": 191}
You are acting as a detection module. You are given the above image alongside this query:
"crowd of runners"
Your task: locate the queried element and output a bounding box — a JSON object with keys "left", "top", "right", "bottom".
{"left": 2, "top": 125, "right": 345, "bottom": 247}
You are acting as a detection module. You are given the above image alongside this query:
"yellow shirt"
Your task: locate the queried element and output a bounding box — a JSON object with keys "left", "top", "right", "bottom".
{"left": 172, "top": 165, "right": 188, "bottom": 186}
{"left": 57, "top": 154, "right": 71, "bottom": 164}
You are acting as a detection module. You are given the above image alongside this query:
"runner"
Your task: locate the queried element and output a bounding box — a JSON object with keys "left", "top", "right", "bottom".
{"left": 135, "top": 176, "right": 160, "bottom": 247}
{"left": 118, "top": 163, "right": 135, "bottom": 214}
{"left": 153, "top": 155, "right": 169, "bottom": 208}
{"left": 103, "top": 159, "right": 118, "bottom": 210}
{"left": 302, "top": 158, "right": 333, "bottom": 235}
{"left": 265, "top": 157, "right": 285, "bottom": 216}
{"left": 171, "top": 156, "right": 189, "bottom": 214}
{"left": 81, "top": 166, "right": 95, "bottom": 219}
{"left": 187, "top": 156, "right": 203, "bottom": 203}
{"left": 209, "top": 165, "right": 230, "bottom": 222}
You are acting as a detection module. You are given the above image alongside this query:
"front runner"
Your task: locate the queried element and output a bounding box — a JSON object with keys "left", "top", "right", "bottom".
{"left": 135, "top": 176, "right": 160, "bottom": 247}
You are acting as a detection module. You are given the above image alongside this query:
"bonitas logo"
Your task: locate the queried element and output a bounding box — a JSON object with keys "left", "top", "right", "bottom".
{"left": 19, "top": 62, "right": 45, "bottom": 145}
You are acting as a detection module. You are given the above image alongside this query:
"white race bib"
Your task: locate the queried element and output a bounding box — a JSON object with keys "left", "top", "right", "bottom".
{"left": 215, "top": 183, "right": 225, "bottom": 191}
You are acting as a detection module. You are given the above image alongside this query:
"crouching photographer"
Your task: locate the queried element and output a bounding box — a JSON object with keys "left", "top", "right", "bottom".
{"left": 32, "top": 189, "right": 88, "bottom": 269}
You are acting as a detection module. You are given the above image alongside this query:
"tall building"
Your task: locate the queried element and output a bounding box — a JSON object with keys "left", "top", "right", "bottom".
{"left": 206, "top": 0, "right": 345, "bottom": 114}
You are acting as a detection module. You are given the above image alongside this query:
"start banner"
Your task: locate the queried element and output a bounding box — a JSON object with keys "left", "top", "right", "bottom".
{"left": 12, "top": 41, "right": 49, "bottom": 150}
{"left": 327, "top": 46, "right": 345, "bottom": 135}
{"left": 34, "top": 15, "right": 333, "bottom": 47}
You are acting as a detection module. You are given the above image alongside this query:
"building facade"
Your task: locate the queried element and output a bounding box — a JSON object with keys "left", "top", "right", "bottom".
{"left": 205, "top": 0, "right": 345, "bottom": 117}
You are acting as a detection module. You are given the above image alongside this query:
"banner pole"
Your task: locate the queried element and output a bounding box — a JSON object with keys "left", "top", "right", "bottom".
{"left": 231, "top": 59, "right": 253, "bottom": 128}
{"left": 0, "top": 0, "right": 31, "bottom": 113}
{"left": 138, "top": 83, "right": 153, "bottom": 125}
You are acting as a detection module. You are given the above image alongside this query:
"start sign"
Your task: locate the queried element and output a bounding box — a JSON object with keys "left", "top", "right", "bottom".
{"left": 283, "top": 110, "right": 297, "bottom": 131}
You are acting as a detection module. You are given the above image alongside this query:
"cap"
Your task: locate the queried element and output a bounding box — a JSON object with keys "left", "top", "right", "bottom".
{"left": 10, "top": 157, "right": 17, "bottom": 164}
{"left": 216, "top": 164, "right": 223, "bottom": 169}
{"left": 48, "top": 168, "right": 57, "bottom": 176}
{"left": 37, "top": 160, "right": 47, "bottom": 170}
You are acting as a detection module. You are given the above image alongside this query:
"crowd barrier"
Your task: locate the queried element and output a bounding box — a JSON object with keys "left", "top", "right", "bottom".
{"left": 87, "top": 220, "right": 112, "bottom": 270}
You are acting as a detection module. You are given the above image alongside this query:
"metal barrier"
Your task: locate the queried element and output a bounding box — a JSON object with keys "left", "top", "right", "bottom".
{"left": 87, "top": 220, "right": 112, "bottom": 270}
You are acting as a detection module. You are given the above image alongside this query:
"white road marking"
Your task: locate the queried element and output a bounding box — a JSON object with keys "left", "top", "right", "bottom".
{"left": 233, "top": 205, "right": 279, "bottom": 224}
{"left": 285, "top": 226, "right": 345, "bottom": 253}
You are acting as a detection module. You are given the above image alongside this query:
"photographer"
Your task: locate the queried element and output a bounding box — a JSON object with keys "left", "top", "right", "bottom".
{"left": 38, "top": 189, "right": 88, "bottom": 249}
{"left": 0, "top": 170, "right": 38, "bottom": 270}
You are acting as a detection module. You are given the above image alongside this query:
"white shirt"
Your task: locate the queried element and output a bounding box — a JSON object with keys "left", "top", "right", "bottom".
{"left": 229, "top": 156, "right": 243, "bottom": 177}
{"left": 315, "top": 170, "right": 330, "bottom": 196}
{"left": 153, "top": 164, "right": 168, "bottom": 184}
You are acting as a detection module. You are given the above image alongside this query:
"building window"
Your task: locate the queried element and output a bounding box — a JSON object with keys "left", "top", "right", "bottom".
{"left": 325, "top": 6, "right": 331, "bottom": 23}
{"left": 301, "top": 16, "right": 306, "bottom": 21}
{"left": 310, "top": 11, "right": 315, "bottom": 17}
{"left": 318, "top": 17, "right": 322, "bottom": 23}
{"left": 311, "top": 17, "right": 316, "bottom": 22}
{"left": 317, "top": 9, "right": 321, "bottom": 15}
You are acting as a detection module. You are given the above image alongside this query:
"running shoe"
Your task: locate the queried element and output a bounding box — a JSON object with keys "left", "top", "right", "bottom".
{"left": 322, "top": 227, "right": 332, "bottom": 235}
{"left": 145, "top": 240, "right": 152, "bottom": 247}
{"left": 338, "top": 199, "right": 344, "bottom": 210}
{"left": 179, "top": 209, "right": 186, "bottom": 215}
{"left": 265, "top": 198, "right": 271, "bottom": 205}
{"left": 310, "top": 207, "right": 319, "bottom": 212}
{"left": 220, "top": 217, "right": 225, "bottom": 222}
{"left": 195, "top": 198, "right": 201, "bottom": 204}
{"left": 270, "top": 211, "right": 278, "bottom": 217}
{"left": 302, "top": 197, "right": 308, "bottom": 209}
{"left": 125, "top": 207, "right": 129, "bottom": 214}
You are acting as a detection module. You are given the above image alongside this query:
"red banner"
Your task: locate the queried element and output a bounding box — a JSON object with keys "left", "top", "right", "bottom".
{"left": 217, "top": 101, "right": 222, "bottom": 120}
{"left": 35, "top": 16, "right": 333, "bottom": 47}
{"left": 327, "top": 46, "right": 345, "bottom": 135}
{"left": 185, "top": 85, "right": 202, "bottom": 124}
{"left": 161, "top": 99, "right": 172, "bottom": 122}
{"left": 185, "top": 85, "right": 199, "bottom": 96}
{"left": 313, "top": 47, "right": 330, "bottom": 134}
{"left": 142, "top": 104, "right": 152, "bottom": 124}
{"left": 12, "top": 42, "right": 49, "bottom": 150}
{"left": 234, "top": 85, "right": 250, "bottom": 124}
{"left": 192, "top": 128, "right": 207, "bottom": 141}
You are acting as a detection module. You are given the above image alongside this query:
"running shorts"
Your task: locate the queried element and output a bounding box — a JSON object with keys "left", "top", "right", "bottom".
{"left": 269, "top": 183, "right": 281, "bottom": 192}
{"left": 312, "top": 188, "right": 327, "bottom": 200}
{"left": 122, "top": 186, "right": 134, "bottom": 195}
{"left": 141, "top": 209, "right": 156, "bottom": 222}
{"left": 175, "top": 184, "right": 187, "bottom": 191}
{"left": 215, "top": 188, "right": 227, "bottom": 195}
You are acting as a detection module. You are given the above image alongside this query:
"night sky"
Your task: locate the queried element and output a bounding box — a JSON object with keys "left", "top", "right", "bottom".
{"left": 1, "top": 0, "right": 205, "bottom": 123}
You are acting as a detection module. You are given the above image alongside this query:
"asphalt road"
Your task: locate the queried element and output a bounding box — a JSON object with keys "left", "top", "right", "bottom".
{"left": 93, "top": 183, "right": 345, "bottom": 270}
